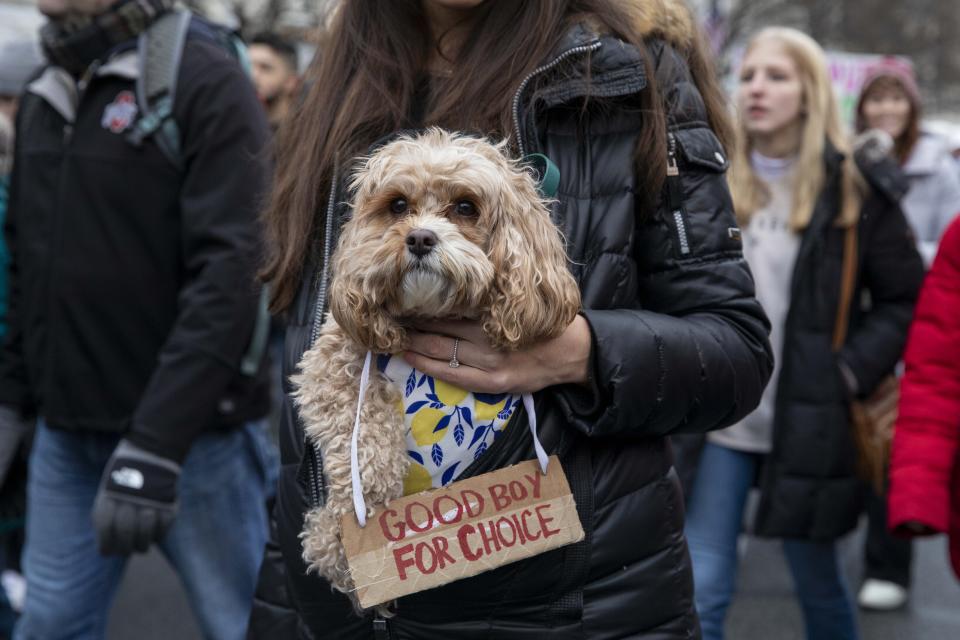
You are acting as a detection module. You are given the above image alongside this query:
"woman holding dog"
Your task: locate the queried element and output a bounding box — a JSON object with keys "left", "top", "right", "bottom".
{"left": 680, "top": 28, "right": 924, "bottom": 640}
{"left": 249, "top": 1, "right": 773, "bottom": 638}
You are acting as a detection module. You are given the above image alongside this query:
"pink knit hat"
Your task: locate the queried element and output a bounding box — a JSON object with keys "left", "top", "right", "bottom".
{"left": 855, "top": 56, "right": 921, "bottom": 133}
{"left": 859, "top": 56, "right": 920, "bottom": 105}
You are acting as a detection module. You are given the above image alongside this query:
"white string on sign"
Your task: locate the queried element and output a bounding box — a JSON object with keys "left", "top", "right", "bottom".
{"left": 350, "top": 350, "right": 373, "bottom": 527}
{"left": 522, "top": 393, "right": 549, "bottom": 475}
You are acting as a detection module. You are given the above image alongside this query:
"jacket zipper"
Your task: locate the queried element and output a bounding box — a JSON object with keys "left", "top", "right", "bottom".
{"left": 306, "top": 164, "right": 339, "bottom": 508}
{"left": 308, "top": 444, "right": 321, "bottom": 507}
{"left": 310, "top": 163, "right": 340, "bottom": 344}
{"left": 511, "top": 40, "right": 602, "bottom": 157}
{"left": 61, "top": 62, "right": 100, "bottom": 144}
{"left": 666, "top": 132, "right": 690, "bottom": 255}
{"left": 45, "top": 62, "right": 100, "bottom": 408}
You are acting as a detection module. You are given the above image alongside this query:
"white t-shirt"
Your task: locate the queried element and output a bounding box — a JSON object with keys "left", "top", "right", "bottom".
{"left": 709, "top": 152, "right": 800, "bottom": 454}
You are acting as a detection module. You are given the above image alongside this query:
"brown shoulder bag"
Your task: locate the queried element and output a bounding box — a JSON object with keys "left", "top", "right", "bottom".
{"left": 832, "top": 224, "right": 899, "bottom": 494}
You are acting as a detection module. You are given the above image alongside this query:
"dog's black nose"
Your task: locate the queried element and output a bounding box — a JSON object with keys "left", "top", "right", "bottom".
{"left": 406, "top": 229, "right": 438, "bottom": 257}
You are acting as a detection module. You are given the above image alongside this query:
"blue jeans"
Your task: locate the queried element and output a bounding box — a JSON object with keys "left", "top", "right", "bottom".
{"left": 15, "top": 420, "right": 277, "bottom": 640}
{"left": 0, "top": 586, "right": 14, "bottom": 640}
{"left": 685, "top": 442, "right": 858, "bottom": 640}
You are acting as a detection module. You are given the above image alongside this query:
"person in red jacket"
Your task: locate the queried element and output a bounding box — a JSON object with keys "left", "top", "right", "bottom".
{"left": 888, "top": 215, "right": 960, "bottom": 580}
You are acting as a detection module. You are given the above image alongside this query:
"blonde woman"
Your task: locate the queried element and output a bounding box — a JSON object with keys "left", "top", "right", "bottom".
{"left": 682, "top": 28, "right": 924, "bottom": 640}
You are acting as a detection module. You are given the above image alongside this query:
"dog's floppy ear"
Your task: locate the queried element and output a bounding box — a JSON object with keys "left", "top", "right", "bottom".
{"left": 327, "top": 220, "right": 408, "bottom": 353}
{"left": 482, "top": 165, "right": 581, "bottom": 350}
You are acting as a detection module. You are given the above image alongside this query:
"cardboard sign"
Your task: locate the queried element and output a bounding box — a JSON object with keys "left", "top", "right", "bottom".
{"left": 340, "top": 455, "right": 584, "bottom": 608}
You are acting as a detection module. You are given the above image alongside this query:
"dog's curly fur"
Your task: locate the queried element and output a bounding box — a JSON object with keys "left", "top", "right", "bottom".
{"left": 292, "top": 129, "right": 580, "bottom": 610}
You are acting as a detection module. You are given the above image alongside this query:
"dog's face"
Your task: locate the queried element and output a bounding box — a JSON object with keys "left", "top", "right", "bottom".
{"left": 329, "top": 128, "right": 580, "bottom": 353}
{"left": 345, "top": 132, "right": 502, "bottom": 320}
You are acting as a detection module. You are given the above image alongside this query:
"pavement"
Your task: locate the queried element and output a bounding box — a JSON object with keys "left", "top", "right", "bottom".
{"left": 106, "top": 519, "right": 960, "bottom": 639}
{"left": 729, "top": 525, "right": 960, "bottom": 639}
{"left": 107, "top": 551, "right": 201, "bottom": 640}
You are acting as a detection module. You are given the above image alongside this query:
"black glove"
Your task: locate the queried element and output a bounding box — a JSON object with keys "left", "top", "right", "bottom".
{"left": 92, "top": 439, "right": 181, "bottom": 555}
{"left": 0, "top": 406, "right": 29, "bottom": 488}
{"left": 852, "top": 128, "right": 894, "bottom": 165}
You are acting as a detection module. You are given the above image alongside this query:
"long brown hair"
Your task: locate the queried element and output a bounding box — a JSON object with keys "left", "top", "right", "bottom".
{"left": 262, "top": 0, "right": 732, "bottom": 311}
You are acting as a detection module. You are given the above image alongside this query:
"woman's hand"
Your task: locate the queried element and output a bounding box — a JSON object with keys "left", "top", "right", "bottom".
{"left": 403, "top": 316, "right": 592, "bottom": 394}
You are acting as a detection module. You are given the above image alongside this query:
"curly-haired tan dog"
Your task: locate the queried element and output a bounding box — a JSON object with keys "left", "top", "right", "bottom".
{"left": 292, "top": 128, "right": 580, "bottom": 609}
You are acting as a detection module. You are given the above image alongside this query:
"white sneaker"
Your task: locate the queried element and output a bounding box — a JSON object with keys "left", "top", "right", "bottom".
{"left": 1, "top": 570, "right": 26, "bottom": 612}
{"left": 858, "top": 578, "right": 908, "bottom": 611}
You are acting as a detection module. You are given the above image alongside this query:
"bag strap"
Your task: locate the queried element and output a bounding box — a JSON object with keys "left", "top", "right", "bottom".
{"left": 524, "top": 153, "right": 560, "bottom": 199}
{"left": 831, "top": 223, "right": 859, "bottom": 352}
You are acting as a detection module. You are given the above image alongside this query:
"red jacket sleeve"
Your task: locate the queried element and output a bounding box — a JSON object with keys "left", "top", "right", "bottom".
{"left": 888, "top": 218, "right": 960, "bottom": 535}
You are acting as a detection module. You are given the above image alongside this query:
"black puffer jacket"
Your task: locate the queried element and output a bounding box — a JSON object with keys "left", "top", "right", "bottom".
{"left": 675, "top": 149, "right": 924, "bottom": 540}
{"left": 249, "top": 23, "right": 772, "bottom": 640}
{"left": 751, "top": 149, "right": 923, "bottom": 539}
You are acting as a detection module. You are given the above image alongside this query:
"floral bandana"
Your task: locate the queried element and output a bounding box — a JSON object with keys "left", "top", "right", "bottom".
{"left": 376, "top": 354, "right": 519, "bottom": 495}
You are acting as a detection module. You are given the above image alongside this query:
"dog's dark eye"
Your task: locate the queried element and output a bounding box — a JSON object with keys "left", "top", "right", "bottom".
{"left": 389, "top": 198, "right": 408, "bottom": 215}
{"left": 454, "top": 200, "right": 477, "bottom": 217}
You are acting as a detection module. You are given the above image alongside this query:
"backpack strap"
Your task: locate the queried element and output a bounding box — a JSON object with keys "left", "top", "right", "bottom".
{"left": 240, "top": 286, "right": 271, "bottom": 377}
{"left": 223, "top": 31, "right": 251, "bottom": 76}
{"left": 124, "top": 9, "right": 269, "bottom": 378}
{"left": 125, "top": 8, "right": 192, "bottom": 169}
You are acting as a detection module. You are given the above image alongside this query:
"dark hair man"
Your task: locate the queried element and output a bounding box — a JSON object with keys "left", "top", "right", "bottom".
{"left": 249, "top": 32, "right": 300, "bottom": 130}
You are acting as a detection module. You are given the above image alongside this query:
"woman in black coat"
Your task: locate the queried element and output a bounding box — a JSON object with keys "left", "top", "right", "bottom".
{"left": 248, "top": 2, "right": 773, "bottom": 638}
{"left": 681, "top": 27, "right": 924, "bottom": 640}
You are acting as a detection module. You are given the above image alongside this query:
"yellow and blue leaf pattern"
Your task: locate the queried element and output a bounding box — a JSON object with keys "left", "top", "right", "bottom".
{"left": 379, "top": 355, "right": 518, "bottom": 495}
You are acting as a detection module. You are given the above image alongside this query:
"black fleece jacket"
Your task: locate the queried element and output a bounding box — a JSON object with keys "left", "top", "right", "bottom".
{"left": 0, "top": 31, "right": 271, "bottom": 461}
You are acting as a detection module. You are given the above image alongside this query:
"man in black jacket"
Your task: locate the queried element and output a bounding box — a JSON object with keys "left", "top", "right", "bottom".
{"left": 0, "top": 0, "right": 274, "bottom": 637}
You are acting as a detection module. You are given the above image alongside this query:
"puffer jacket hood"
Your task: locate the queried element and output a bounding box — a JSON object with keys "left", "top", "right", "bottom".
{"left": 248, "top": 10, "right": 773, "bottom": 640}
